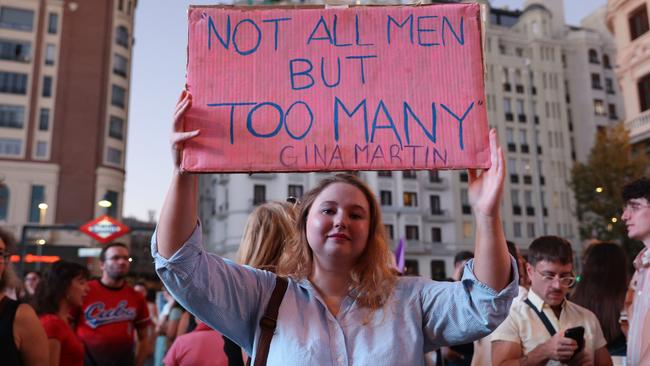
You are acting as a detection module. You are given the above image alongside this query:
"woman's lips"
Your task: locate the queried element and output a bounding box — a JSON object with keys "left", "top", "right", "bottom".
{"left": 328, "top": 233, "right": 351, "bottom": 240}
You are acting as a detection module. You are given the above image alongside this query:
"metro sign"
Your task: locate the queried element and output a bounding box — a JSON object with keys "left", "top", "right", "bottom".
{"left": 80, "top": 215, "right": 130, "bottom": 244}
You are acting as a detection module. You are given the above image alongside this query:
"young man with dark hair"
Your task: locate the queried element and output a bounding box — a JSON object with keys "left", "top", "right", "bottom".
{"left": 75, "top": 242, "right": 151, "bottom": 366}
{"left": 621, "top": 177, "right": 650, "bottom": 365}
{"left": 491, "top": 236, "right": 611, "bottom": 365}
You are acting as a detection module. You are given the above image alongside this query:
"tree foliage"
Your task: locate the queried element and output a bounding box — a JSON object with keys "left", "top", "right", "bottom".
{"left": 571, "top": 123, "right": 648, "bottom": 257}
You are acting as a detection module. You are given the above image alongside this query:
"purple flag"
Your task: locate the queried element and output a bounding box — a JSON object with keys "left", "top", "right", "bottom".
{"left": 394, "top": 238, "right": 405, "bottom": 273}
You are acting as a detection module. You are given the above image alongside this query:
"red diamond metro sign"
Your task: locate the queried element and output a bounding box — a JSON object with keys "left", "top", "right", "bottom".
{"left": 79, "top": 215, "right": 130, "bottom": 244}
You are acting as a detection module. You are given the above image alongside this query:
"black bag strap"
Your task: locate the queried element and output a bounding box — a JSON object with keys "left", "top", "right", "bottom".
{"left": 252, "top": 276, "right": 288, "bottom": 366}
{"left": 524, "top": 298, "right": 556, "bottom": 336}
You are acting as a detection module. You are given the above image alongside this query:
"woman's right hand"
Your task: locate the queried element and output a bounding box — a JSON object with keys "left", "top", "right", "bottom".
{"left": 171, "top": 90, "right": 200, "bottom": 170}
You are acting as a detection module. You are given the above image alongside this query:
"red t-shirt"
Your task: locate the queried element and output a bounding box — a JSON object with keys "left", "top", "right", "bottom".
{"left": 40, "top": 314, "right": 84, "bottom": 366}
{"left": 75, "top": 280, "right": 150, "bottom": 365}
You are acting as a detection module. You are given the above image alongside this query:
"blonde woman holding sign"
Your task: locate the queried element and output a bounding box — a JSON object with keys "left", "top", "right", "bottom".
{"left": 152, "top": 91, "right": 518, "bottom": 365}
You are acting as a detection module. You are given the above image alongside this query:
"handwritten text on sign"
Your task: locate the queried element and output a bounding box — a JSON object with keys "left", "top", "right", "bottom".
{"left": 182, "top": 4, "right": 489, "bottom": 172}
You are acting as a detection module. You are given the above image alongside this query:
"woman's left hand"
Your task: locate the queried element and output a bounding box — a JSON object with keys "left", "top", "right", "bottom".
{"left": 467, "top": 129, "right": 505, "bottom": 219}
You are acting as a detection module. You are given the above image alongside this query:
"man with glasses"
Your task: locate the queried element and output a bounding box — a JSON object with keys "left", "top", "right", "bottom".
{"left": 74, "top": 243, "right": 151, "bottom": 366}
{"left": 621, "top": 177, "right": 650, "bottom": 365}
{"left": 491, "top": 236, "right": 611, "bottom": 365}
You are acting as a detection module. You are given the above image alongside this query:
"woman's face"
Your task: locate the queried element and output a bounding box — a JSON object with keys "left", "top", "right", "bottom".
{"left": 306, "top": 183, "right": 371, "bottom": 267}
{"left": 66, "top": 275, "right": 89, "bottom": 307}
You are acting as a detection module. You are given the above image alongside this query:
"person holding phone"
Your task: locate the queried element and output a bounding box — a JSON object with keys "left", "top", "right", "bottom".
{"left": 491, "top": 236, "right": 612, "bottom": 366}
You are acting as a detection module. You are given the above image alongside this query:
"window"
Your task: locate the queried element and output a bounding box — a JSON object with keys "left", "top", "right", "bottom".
{"left": 0, "top": 184, "right": 8, "bottom": 220}
{"left": 109, "top": 116, "right": 124, "bottom": 140}
{"left": 0, "top": 39, "right": 31, "bottom": 62}
{"left": 403, "top": 171, "right": 417, "bottom": 179}
{"left": 106, "top": 147, "right": 122, "bottom": 165}
{"left": 403, "top": 192, "right": 418, "bottom": 207}
{"left": 35, "top": 141, "right": 47, "bottom": 158}
{"left": 0, "top": 71, "right": 28, "bottom": 94}
{"left": 503, "top": 98, "right": 512, "bottom": 113}
{"left": 405, "top": 225, "right": 419, "bottom": 240}
{"left": 511, "top": 189, "right": 520, "bottom": 205}
{"left": 42, "top": 76, "right": 52, "bottom": 97}
{"left": 609, "top": 104, "right": 618, "bottom": 120}
{"left": 591, "top": 73, "right": 602, "bottom": 90}
{"left": 104, "top": 191, "right": 119, "bottom": 218}
{"left": 513, "top": 222, "right": 522, "bottom": 238}
{"left": 253, "top": 185, "right": 266, "bottom": 205}
{"left": 113, "top": 54, "right": 128, "bottom": 77}
{"left": 516, "top": 99, "right": 524, "bottom": 115}
{"left": 519, "top": 129, "right": 528, "bottom": 144}
{"left": 527, "top": 223, "right": 536, "bottom": 238}
{"left": 461, "top": 189, "right": 471, "bottom": 214}
{"left": 28, "top": 185, "right": 45, "bottom": 223}
{"left": 430, "top": 260, "right": 446, "bottom": 281}
{"left": 111, "top": 85, "right": 126, "bottom": 108}
{"left": 462, "top": 221, "right": 472, "bottom": 238}
{"left": 430, "top": 195, "right": 441, "bottom": 214}
{"left": 404, "top": 260, "right": 419, "bottom": 276}
{"left": 44, "top": 44, "right": 55, "bottom": 65}
{"left": 639, "top": 73, "right": 650, "bottom": 112}
{"left": 118, "top": 0, "right": 124, "bottom": 11}
{"left": 605, "top": 78, "right": 615, "bottom": 94}
{"left": 429, "top": 170, "right": 440, "bottom": 182}
{"left": 594, "top": 99, "right": 606, "bottom": 116}
{"left": 380, "top": 190, "right": 392, "bottom": 206}
{"left": 0, "top": 104, "right": 24, "bottom": 128}
{"left": 431, "top": 227, "right": 442, "bottom": 242}
{"left": 39, "top": 108, "right": 49, "bottom": 131}
{"left": 629, "top": 4, "right": 649, "bottom": 41}
{"left": 288, "top": 184, "right": 303, "bottom": 199}
{"left": 377, "top": 171, "right": 392, "bottom": 177}
{"left": 603, "top": 54, "right": 611, "bottom": 69}
{"left": 384, "top": 224, "right": 394, "bottom": 239}
{"left": 0, "top": 138, "right": 21, "bottom": 156}
{"left": 588, "top": 49, "right": 599, "bottom": 64}
{"left": 47, "top": 13, "right": 58, "bottom": 34}
{"left": 0, "top": 7, "right": 34, "bottom": 31}
{"left": 116, "top": 26, "right": 129, "bottom": 48}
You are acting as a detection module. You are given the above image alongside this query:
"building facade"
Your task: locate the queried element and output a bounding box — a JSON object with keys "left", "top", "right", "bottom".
{"left": 198, "top": 0, "right": 620, "bottom": 278}
{"left": 607, "top": 0, "right": 650, "bottom": 156}
{"left": 0, "top": 0, "right": 136, "bottom": 237}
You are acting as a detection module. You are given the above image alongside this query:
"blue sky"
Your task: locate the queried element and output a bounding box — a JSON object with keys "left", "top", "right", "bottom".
{"left": 124, "top": 0, "right": 608, "bottom": 221}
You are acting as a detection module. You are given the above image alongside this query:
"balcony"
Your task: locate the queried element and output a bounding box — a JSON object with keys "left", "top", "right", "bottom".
{"left": 540, "top": 176, "right": 546, "bottom": 185}
{"left": 503, "top": 83, "right": 512, "bottom": 92}
{"left": 250, "top": 173, "right": 278, "bottom": 180}
{"left": 507, "top": 143, "right": 516, "bottom": 152}
{"left": 537, "top": 146, "right": 543, "bottom": 154}
{"left": 626, "top": 109, "right": 650, "bottom": 144}
{"left": 461, "top": 205, "right": 472, "bottom": 215}
{"left": 520, "top": 144, "right": 529, "bottom": 153}
{"left": 526, "top": 206, "right": 535, "bottom": 216}
{"left": 512, "top": 205, "right": 522, "bottom": 215}
{"left": 515, "top": 84, "right": 524, "bottom": 93}
{"left": 505, "top": 112, "right": 514, "bottom": 122}
{"left": 523, "top": 175, "right": 533, "bottom": 184}
{"left": 518, "top": 114, "right": 527, "bottom": 123}
{"left": 531, "top": 86, "right": 537, "bottom": 95}
{"left": 510, "top": 174, "right": 519, "bottom": 184}
{"left": 422, "top": 175, "right": 449, "bottom": 190}
{"left": 534, "top": 115, "right": 540, "bottom": 125}
{"left": 423, "top": 208, "right": 453, "bottom": 223}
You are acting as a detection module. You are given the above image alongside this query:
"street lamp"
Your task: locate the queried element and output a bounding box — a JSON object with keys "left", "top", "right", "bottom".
{"left": 98, "top": 200, "right": 112, "bottom": 208}
{"left": 38, "top": 202, "right": 48, "bottom": 225}
{"left": 595, "top": 187, "right": 604, "bottom": 193}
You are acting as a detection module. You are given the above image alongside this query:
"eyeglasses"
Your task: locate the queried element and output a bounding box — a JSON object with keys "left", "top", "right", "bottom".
{"left": 534, "top": 268, "right": 576, "bottom": 287}
{"left": 623, "top": 202, "right": 650, "bottom": 213}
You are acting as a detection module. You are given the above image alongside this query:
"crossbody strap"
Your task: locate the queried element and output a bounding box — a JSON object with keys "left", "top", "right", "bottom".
{"left": 524, "top": 298, "right": 556, "bottom": 336}
{"left": 252, "top": 276, "right": 288, "bottom": 366}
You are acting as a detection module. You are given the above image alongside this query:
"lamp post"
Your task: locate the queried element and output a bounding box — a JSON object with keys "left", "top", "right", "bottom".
{"left": 98, "top": 199, "right": 112, "bottom": 215}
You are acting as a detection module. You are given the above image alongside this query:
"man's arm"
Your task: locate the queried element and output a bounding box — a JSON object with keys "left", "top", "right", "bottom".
{"left": 134, "top": 324, "right": 151, "bottom": 366}
{"left": 492, "top": 331, "right": 579, "bottom": 366}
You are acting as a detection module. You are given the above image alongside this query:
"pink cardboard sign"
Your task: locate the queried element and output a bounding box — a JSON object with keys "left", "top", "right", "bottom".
{"left": 183, "top": 4, "right": 488, "bottom": 173}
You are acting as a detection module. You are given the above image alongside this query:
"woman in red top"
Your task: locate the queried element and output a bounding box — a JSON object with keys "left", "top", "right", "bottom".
{"left": 35, "top": 260, "right": 90, "bottom": 366}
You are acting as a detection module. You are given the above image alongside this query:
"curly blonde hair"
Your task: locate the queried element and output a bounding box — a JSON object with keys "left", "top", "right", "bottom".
{"left": 277, "top": 174, "right": 397, "bottom": 310}
{"left": 237, "top": 201, "right": 297, "bottom": 272}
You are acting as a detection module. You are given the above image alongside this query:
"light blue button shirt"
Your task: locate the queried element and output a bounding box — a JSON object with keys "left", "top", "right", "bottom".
{"left": 152, "top": 225, "right": 518, "bottom": 366}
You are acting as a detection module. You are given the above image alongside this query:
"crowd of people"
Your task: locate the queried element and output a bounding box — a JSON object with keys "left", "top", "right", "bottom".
{"left": 0, "top": 90, "right": 648, "bottom": 366}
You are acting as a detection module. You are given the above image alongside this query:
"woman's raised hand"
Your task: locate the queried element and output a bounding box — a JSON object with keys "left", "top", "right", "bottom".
{"left": 467, "top": 129, "right": 506, "bottom": 219}
{"left": 171, "top": 90, "right": 200, "bottom": 170}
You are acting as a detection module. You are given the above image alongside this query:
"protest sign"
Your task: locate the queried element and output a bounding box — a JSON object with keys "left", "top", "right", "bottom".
{"left": 182, "top": 4, "right": 488, "bottom": 172}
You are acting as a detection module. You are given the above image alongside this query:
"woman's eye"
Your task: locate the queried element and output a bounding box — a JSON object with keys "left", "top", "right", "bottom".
{"left": 322, "top": 208, "right": 335, "bottom": 214}
{"left": 350, "top": 213, "right": 363, "bottom": 219}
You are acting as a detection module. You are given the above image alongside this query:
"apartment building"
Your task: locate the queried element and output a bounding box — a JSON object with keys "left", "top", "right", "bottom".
{"left": 607, "top": 0, "right": 650, "bottom": 156}
{"left": 0, "top": 0, "right": 136, "bottom": 237}
{"left": 198, "top": 0, "right": 620, "bottom": 278}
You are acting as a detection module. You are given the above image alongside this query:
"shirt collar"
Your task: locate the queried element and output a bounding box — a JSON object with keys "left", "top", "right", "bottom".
{"left": 633, "top": 247, "right": 650, "bottom": 269}
{"left": 527, "top": 288, "right": 565, "bottom": 312}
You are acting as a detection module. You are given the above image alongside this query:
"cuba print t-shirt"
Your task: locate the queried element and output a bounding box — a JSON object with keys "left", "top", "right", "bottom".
{"left": 75, "top": 279, "right": 150, "bottom": 366}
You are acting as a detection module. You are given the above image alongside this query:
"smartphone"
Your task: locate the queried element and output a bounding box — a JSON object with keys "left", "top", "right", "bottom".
{"left": 565, "top": 326, "right": 585, "bottom": 354}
